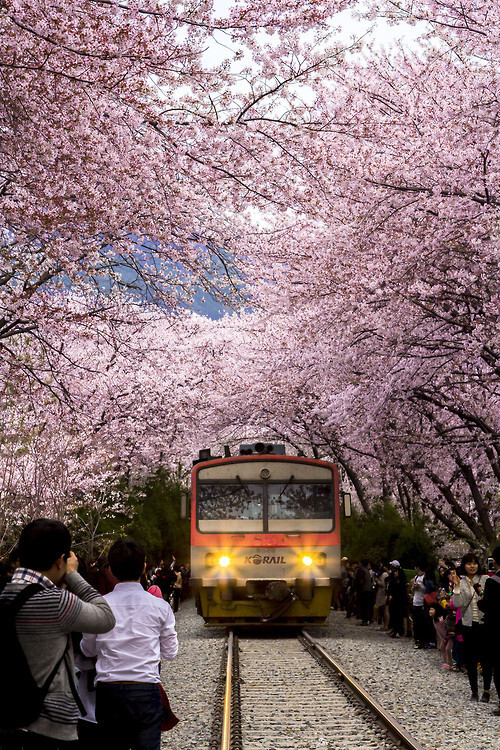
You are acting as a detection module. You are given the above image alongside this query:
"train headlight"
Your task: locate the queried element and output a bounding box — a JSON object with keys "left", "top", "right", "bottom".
{"left": 219, "top": 556, "right": 231, "bottom": 567}
{"left": 302, "top": 555, "right": 313, "bottom": 566}
{"left": 205, "top": 553, "right": 215, "bottom": 567}
{"left": 316, "top": 553, "right": 326, "bottom": 567}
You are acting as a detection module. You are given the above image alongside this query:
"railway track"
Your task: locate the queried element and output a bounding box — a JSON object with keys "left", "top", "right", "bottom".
{"left": 210, "top": 629, "right": 425, "bottom": 750}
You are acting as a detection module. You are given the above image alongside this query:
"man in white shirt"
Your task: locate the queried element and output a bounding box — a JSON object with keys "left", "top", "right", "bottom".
{"left": 411, "top": 563, "right": 427, "bottom": 649}
{"left": 81, "top": 539, "right": 178, "bottom": 750}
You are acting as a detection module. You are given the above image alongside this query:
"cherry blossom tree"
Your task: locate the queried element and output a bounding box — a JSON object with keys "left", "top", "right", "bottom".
{"left": 162, "top": 0, "right": 500, "bottom": 550}
{"left": 2, "top": 0, "right": 500, "bottom": 552}
{"left": 0, "top": 303, "right": 229, "bottom": 543}
{"left": 0, "top": 0, "right": 350, "bottom": 342}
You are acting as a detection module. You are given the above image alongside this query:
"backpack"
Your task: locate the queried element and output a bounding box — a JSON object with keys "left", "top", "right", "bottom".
{"left": 444, "top": 610, "right": 456, "bottom": 634}
{"left": 0, "top": 583, "right": 70, "bottom": 729}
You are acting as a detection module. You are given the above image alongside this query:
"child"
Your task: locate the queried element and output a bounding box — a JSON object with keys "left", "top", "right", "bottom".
{"left": 429, "top": 603, "right": 454, "bottom": 669}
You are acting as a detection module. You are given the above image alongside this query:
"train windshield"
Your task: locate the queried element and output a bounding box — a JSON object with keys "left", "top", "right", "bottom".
{"left": 198, "top": 483, "right": 264, "bottom": 532}
{"left": 197, "top": 479, "right": 334, "bottom": 532}
{"left": 268, "top": 483, "right": 332, "bottom": 519}
{"left": 268, "top": 482, "right": 333, "bottom": 532}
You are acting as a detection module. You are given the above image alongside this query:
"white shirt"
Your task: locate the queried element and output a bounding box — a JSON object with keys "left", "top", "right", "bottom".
{"left": 74, "top": 653, "right": 97, "bottom": 723}
{"left": 465, "top": 578, "right": 480, "bottom": 623}
{"left": 412, "top": 573, "right": 426, "bottom": 606}
{"left": 81, "top": 582, "right": 178, "bottom": 683}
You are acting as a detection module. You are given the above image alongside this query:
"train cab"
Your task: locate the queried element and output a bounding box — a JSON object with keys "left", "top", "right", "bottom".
{"left": 189, "top": 444, "right": 342, "bottom": 625}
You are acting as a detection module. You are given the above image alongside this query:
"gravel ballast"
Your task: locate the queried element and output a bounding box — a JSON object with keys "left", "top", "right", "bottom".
{"left": 161, "top": 600, "right": 499, "bottom": 750}
{"left": 160, "top": 599, "right": 225, "bottom": 750}
{"left": 308, "top": 612, "right": 498, "bottom": 750}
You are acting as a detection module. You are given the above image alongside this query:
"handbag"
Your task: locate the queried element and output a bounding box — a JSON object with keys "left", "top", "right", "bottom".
{"left": 423, "top": 591, "right": 437, "bottom": 607}
{"left": 159, "top": 684, "right": 179, "bottom": 731}
{"left": 444, "top": 611, "right": 456, "bottom": 634}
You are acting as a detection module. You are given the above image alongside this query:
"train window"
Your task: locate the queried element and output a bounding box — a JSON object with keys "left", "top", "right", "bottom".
{"left": 268, "top": 483, "right": 334, "bottom": 531}
{"left": 198, "top": 483, "right": 264, "bottom": 531}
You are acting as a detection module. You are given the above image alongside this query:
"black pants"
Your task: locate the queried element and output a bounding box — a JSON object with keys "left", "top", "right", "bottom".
{"left": 461, "top": 623, "right": 492, "bottom": 694}
{"left": 358, "top": 591, "right": 373, "bottom": 623}
{"left": 0, "top": 732, "right": 77, "bottom": 750}
{"left": 389, "top": 601, "right": 405, "bottom": 635}
{"left": 172, "top": 588, "right": 181, "bottom": 613}
{"left": 95, "top": 682, "right": 162, "bottom": 750}
{"left": 412, "top": 605, "right": 428, "bottom": 644}
{"left": 75, "top": 720, "right": 105, "bottom": 750}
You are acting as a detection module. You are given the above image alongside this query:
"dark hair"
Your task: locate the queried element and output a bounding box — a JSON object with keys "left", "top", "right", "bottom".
{"left": 491, "top": 546, "right": 500, "bottom": 567}
{"left": 18, "top": 519, "right": 71, "bottom": 571}
{"left": 108, "top": 538, "right": 145, "bottom": 581}
{"left": 429, "top": 602, "right": 446, "bottom": 621}
{"left": 424, "top": 565, "right": 436, "bottom": 583}
{"left": 461, "top": 552, "right": 480, "bottom": 570}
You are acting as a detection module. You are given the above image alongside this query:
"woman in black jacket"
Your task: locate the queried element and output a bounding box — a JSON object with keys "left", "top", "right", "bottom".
{"left": 387, "top": 561, "right": 407, "bottom": 638}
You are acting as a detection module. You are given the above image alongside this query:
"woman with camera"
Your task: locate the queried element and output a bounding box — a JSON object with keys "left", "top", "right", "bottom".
{"left": 451, "top": 553, "right": 492, "bottom": 703}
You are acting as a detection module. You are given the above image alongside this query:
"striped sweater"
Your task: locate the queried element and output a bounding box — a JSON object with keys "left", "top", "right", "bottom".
{"left": 0, "top": 568, "right": 115, "bottom": 741}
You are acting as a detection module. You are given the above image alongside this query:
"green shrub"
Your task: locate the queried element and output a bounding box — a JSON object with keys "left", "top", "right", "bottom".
{"left": 340, "top": 501, "right": 436, "bottom": 568}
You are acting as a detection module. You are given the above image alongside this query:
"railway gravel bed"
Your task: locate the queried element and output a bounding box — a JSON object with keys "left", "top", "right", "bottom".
{"left": 160, "top": 599, "right": 225, "bottom": 750}
{"left": 162, "top": 600, "right": 499, "bottom": 750}
{"left": 308, "top": 611, "right": 498, "bottom": 750}
{"left": 238, "top": 635, "right": 398, "bottom": 750}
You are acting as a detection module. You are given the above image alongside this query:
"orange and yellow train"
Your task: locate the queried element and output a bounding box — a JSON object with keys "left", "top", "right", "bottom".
{"left": 189, "top": 443, "right": 344, "bottom": 626}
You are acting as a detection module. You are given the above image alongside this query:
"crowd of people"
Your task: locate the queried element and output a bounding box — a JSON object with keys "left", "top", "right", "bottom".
{"left": 335, "top": 550, "right": 500, "bottom": 714}
{"left": 0, "top": 517, "right": 499, "bottom": 750}
{"left": 0, "top": 519, "right": 188, "bottom": 750}
{"left": 145, "top": 559, "right": 191, "bottom": 613}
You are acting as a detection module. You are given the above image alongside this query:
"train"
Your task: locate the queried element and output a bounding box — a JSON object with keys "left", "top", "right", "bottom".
{"left": 189, "top": 442, "right": 350, "bottom": 626}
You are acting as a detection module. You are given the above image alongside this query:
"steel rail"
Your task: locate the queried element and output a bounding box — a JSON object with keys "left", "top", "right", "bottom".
{"left": 301, "top": 630, "right": 426, "bottom": 750}
{"left": 220, "top": 629, "right": 234, "bottom": 750}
